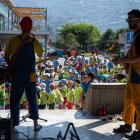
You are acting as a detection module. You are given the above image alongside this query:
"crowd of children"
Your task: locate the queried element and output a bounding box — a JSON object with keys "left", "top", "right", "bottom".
{"left": 0, "top": 53, "right": 127, "bottom": 110}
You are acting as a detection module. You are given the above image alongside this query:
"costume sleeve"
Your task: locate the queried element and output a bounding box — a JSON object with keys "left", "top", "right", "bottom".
{"left": 135, "top": 34, "right": 140, "bottom": 56}
{"left": 34, "top": 39, "right": 44, "bottom": 57}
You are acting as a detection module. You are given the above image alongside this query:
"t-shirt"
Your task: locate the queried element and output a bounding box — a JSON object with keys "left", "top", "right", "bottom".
{"left": 64, "top": 72, "right": 69, "bottom": 79}
{"left": 74, "top": 86, "right": 82, "bottom": 101}
{"left": 48, "top": 90, "right": 56, "bottom": 104}
{"left": 53, "top": 60, "right": 59, "bottom": 70}
{"left": 43, "top": 80, "right": 52, "bottom": 94}
{"left": 59, "top": 75, "right": 66, "bottom": 80}
{"left": 54, "top": 89, "right": 64, "bottom": 103}
{"left": 110, "top": 68, "right": 115, "bottom": 77}
{"left": 83, "top": 81, "right": 93, "bottom": 93}
{"left": 5, "top": 34, "right": 43, "bottom": 59}
{"left": 4, "top": 91, "right": 10, "bottom": 105}
{"left": 0, "top": 90, "right": 5, "bottom": 106}
{"left": 61, "top": 85, "right": 67, "bottom": 97}
{"left": 40, "top": 90, "right": 47, "bottom": 105}
{"left": 67, "top": 88, "right": 75, "bottom": 103}
{"left": 107, "top": 61, "right": 114, "bottom": 70}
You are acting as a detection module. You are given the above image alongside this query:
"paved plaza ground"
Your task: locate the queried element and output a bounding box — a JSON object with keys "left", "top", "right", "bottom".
{"left": 0, "top": 56, "right": 130, "bottom": 140}
{"left": 0, "top": 110, "right": 135, "bottom": 140}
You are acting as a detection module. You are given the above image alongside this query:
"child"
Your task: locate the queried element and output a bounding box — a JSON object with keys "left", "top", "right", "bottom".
{"left": 81, "top": 73, "right": 95, "bottom": 110}
{"left": 60, "top": 79, "right": 68, "bottom": 108}
{"left": 74, "top": 80, "right": 83, "bottom": 110}
{"left": 59, "top": 71, "right": 66, "bottom": 80}
{"left": 58, "top": 64, "right": 63, "bottom": 73}
{"left": 36, "top": 85, "right": 41, "bottom": 107}
{"left": 63, "top": 66, "right": 70, "bottom": 79}
{"left": 48, "top": 83, "right": 56, "bottom": 109}
{"left": 66, "top": 80, "right": 75, "bottom": 110}
{"left": 50, "top": 68, "right": 55, "bottom": 80}
{"left": 43, "top": 73, "right": 52, "bottom": 94}
{"left": 0, "top": 84, "right": 5, "bottom": 109}
{"left": 21, "top": 91, "right": 28, "bottom": 109}
{"left": 38, "top": 83, "right": 47, "bottom": 109}
{"left": 54, "top": 84, "right": 64, "bottom": 109}
{"left": 53, "top": 58, "right": 59, "bottom": 73}
{"left": 39, "top": 65, "right": 46, "bottom": 82}
{"left": 4, "top": 83, "right": 10, "bottom": 109}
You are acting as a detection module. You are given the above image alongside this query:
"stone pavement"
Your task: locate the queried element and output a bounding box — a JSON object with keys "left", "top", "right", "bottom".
{"left": 0, "top": 110, "right": 135, "bottom": 140}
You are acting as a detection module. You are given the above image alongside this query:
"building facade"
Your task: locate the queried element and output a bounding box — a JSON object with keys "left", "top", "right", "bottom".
{"left": 0, "top": 2, "right": 20, "bottom": 31}
{"left": 0, "top": 1, "right": 20, "bottom": 49}
{"left": 0, "top": 1, "right": 48, "bottom": 57}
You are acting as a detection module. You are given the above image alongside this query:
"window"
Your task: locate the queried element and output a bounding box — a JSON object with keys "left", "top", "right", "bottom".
{"left": 0, "top": 14, "right": 5, "bottom": 30}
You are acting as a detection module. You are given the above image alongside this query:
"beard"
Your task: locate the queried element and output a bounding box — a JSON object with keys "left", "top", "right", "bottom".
{"left": 128, "top": 21, "right": 137, "bottom": 30}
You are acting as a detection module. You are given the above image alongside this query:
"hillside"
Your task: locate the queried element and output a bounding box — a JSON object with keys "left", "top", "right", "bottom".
{"left": 13, "top": 0, "right": 140, "bottom": 33}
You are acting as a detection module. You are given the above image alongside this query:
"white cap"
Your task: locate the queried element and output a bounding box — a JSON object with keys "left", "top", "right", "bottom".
{"left": 40, "top": 83, "right": 46, "bottom": 89}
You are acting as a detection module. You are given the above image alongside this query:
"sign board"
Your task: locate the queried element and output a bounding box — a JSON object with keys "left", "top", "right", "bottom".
{"left": 126, "top": 32, "right": 134, "bottom": 44}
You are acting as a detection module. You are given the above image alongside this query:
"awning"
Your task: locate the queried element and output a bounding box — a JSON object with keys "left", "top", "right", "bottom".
{"left": 0, "top": 0, "right": 15, "bottom": 8}
{"left": 0, "top": 1, "right": 46, "bottom": 19}
{"left": 11, "top": 7, "right": 46, "bottom": 19}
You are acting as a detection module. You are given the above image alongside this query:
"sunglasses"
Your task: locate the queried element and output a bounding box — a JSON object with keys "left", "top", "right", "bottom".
{"left": 126, "top": 18, "right": 140, "bottom": 22}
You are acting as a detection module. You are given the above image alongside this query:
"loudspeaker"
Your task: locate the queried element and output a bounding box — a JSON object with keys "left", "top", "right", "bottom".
{"left": 0, "top": 118, "right": 13, "bottom": 140}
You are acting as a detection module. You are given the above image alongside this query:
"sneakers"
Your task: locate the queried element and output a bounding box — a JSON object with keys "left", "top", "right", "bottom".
{"left": 125, "top": 130, "right": 140, "bottom": 140}
{"left": 113, "top": 124, "right": 132, "bottom": 133}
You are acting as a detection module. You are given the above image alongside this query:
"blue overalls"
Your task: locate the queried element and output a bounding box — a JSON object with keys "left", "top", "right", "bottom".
{"left": 10, "top": 36, "right": 39, "bottom": 126}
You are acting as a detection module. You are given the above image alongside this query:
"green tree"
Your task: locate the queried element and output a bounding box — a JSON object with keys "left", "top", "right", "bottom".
{"left": 114, "top": 28, "right": 129, "bottom": 39}
{"left": 65, "top": 33, "right": 79, "bottom": 49}
{"left": 102, "top": 28, "right": 115, "bottom": 42}
{"left": 58, "top": 23, "right": 101, "bottom": 52}
{"left": 55, "top": 37, "right": 64, "bottom": 49}
{"left": 98, "top": 28, "right": 116, "bottom": 51}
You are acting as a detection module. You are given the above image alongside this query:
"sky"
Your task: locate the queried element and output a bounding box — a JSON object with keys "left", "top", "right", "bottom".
{"left": 11, "top": 0, "right": 140, "bottom": 33}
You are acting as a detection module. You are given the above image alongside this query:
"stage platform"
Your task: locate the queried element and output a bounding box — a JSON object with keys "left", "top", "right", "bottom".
{"left": 0, "top": 110, "right": 133, "bottom": 140}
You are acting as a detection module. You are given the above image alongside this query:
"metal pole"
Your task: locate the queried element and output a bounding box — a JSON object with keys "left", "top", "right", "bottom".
{"left": 44, "top": 8, "right": 47, "bottom": 58}
{"left": 45, "top": 35, "right": 47, "bottom": 58}
{"left": 8, "top": 9, "right": 10, "bottom": 30}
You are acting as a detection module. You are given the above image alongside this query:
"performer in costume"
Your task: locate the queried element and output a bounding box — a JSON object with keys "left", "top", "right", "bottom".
{"left": 4, "top": 17, "right": 43, "bottom": 131}
{"left": 113, "top": 9, "right": 140, "bottom": 140}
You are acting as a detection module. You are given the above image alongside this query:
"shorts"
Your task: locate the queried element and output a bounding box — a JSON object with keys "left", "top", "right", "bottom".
{"left": 63, "top": 97, "right": 67, "bottom": 106}
{"left": 38, "top": 104, "right": 46, "bottom": 109}
{"left": 67, "top": 102, "right": 73, "bottom": 109}
{"left": 48, "top": 103, "right": 55, "bottom": 109}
